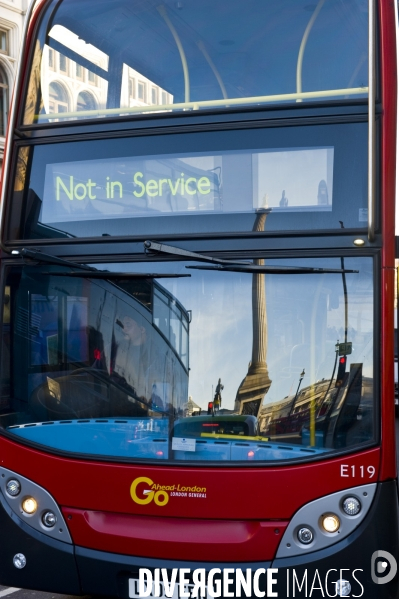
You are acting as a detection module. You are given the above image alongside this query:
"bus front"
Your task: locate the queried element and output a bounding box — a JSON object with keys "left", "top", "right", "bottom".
{"left": 0, "top": 0, "right": 397, "bottom": 596}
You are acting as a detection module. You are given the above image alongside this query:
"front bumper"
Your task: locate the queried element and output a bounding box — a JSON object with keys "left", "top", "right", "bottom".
{"left": 0, "top": 480, "right": 398, "bottom": 598}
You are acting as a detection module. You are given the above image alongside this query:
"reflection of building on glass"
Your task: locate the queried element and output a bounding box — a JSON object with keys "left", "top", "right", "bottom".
{"left": 183, "top": 395, "right": 201, "bottom": 417}
{"left": 49, "top": 82, "right": 69, "bottom": 113}
{"left": 317, "top": 179, "right": 329, "bottom": 205}
{"left": 26, "top": 277, "right": 190, "bottom": 421}
{"left": 259, "top": 364, "right": 371, "bottom": 449}
{"left": 121, "top": 65, "right": 173, "bottom": 110}
{"left": 41, "top": 25, "right": 173, "bottom": 118}
{"left": 234, "top": 210, "right": 272, "bottom": 416}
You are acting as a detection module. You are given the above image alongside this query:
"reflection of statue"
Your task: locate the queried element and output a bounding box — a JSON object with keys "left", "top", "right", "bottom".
{"left": 279, "top": 190, "right": 288, "bottom": 207}
{"left": 214, "top": 378, "right": 224, "bottom": 411}
{"left": 234, "top": 210, "right": 272, "bottom": 416}
{"left": 317, "top": 180, "right": 329, "bottom": 205}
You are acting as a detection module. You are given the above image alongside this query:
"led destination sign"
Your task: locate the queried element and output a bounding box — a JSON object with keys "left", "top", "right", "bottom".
{"left": 42, "top": 147, "right": 334, "bottom": 224}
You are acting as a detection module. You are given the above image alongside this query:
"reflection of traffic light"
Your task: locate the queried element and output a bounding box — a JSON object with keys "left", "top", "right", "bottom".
{"left": 207, "top": 402, "right": 214, "bottom": 415}
{"left": 336, "top": 356, "right": 347, "bottom": 387}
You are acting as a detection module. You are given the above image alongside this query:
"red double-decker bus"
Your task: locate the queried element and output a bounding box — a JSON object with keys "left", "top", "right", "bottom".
{"left": 0, "top": 0, "right": 397, "bottom": 596}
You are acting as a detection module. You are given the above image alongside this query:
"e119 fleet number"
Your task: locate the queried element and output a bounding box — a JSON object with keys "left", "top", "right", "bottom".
{"left": 340, "top": 465, "right": 376, "bottom": 478}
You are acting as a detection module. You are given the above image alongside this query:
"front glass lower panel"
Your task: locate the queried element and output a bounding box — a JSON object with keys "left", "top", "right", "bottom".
{"left": 23, "top": 0, "right": 368, "bottom": 124}
{"left": 0, "top": 256, "right": 375, "bottom": 463}
{"left": 9, "top": 122, "right": 368, "bottom": 240}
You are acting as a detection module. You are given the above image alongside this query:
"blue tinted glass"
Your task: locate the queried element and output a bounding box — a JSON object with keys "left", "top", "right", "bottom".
{"left": 24, "top": 0, "right": 368, "bottom": 123}
{"left": 0, "top": 256, "right": 375, "bottom": 463}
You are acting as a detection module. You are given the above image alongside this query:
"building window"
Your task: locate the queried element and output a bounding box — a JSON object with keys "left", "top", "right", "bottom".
{"left": 151, "top": 87, "right": 157, "bottom": 104}
{"left": 59, "top": 54, "right": 68, "bottom": 73}
{"left": 76, "top": 63, "right": 83, "bottom": 80}
{"left": 0, "top": 65, "right": 8, "bottom": 136}
{"left": 0, "top": 29, "right": 8, "bottom": 55}
{"left": 129, "top": 77, "right": 135, "bottom": 99}
{"left": 77, "top": 90, "right": 97, "bottom": 112}
{"left": 48, "top": 48, "right": 54, "bottom": 69}
{"left": 138, "top": 81, "right": 145, "bottom": 101}
{"left": 88, "top": 69, "right": 98, "bottom": 86}
{"left": 49, "top": 82, "right": 68, "bottom": 114}
{"left": 161, "top": 91, "right": 167, "bottom": 104}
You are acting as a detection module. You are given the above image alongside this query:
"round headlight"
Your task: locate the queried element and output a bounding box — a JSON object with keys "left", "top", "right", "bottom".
{"left": 342, "top": 496, "right": 361, "bottom": 516}
{"left": 42, "top": 511, "right": 57, "bottom": 528}
{"left": 6, "top": 479, "right": 21, "bottom": 497}
{"left": 22, "top": 497, "right": 37, "bottom": 514}
{"left": 297, "top": 527, "right": 313, "bottom": 544}
{"left": 322, "top": 514, "right": 340, "bottom": 533}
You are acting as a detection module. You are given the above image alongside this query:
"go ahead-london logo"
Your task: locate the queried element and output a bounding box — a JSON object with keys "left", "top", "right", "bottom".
{"left": 130, "top": 476, "right": 207, "bottom": 507}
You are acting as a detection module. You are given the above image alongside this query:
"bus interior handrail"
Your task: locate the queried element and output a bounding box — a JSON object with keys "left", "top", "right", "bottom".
{"left": 34, "top": 87, "right": 368, "bottom": 121}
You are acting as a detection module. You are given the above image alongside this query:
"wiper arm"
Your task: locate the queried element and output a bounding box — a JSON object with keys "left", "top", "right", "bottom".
{"left": 144, "top": 240, "right": 250, "bottom": 266}
{"left": 187, "top": 265, "right": 359, "bottom": 275}
{"left": 17, "top": 248, "right": 190, "bottom": 279}
{"left": 144, "top": 241, "right": 358, "bottom": 275}
{"left": 41, "top": 271, "right": 190, "bottom": 279}
{"left": 17, "top": 248, "right": 96, "bottom": 271}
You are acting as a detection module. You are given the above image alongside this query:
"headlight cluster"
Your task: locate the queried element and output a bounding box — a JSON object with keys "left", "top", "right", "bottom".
{"left": 297, "top": 496, "right": 361, "bottom": 545}
{"left": 6, "top": 478, "right": 57, "bottom": 527}
{"left": 1, "top": 465, "right": 72, "bottom": 545}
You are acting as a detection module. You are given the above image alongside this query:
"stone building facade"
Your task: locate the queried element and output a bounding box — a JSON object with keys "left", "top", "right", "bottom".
{"left": 0, "top": 0, "right": 28, "bottom": 173}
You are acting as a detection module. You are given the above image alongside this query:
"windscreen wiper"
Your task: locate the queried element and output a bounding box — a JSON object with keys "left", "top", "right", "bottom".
{"left": 187, "top": 265, "right": 359, "bottom": 274}
{"left": 42, "top": 271, "right": 190, "bottom": 279}
{"left": 144, "top": 240, "right": 250, "bottom": 266}
{"left": 16, "top": 248, "right": 97, "bottom": 271}
{"left": 144, "top": 241, "right": 358, "bottom": 275}
{"left": 16, "top": 248, "right": 190, "bottom": 279}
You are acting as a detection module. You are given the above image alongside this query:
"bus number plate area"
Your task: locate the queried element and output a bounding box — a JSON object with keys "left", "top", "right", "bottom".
{"left": 129, "top": 579, "right": 197, "bottom": 599}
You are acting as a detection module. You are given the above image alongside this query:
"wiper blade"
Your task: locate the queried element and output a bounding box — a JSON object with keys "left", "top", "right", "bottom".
{"left": 144, "top": 241, "right": 359, "bottom": 275}
{"left": 144, "top": 240, "right": 250, "bottom": 266}
{"left": 17, "top": 248, "right": 96, "bottom": 271}
{"left": 41, "top": 271, "right": 190, "bottom": 279}
{"left": 187, "top": 265, "right": 359, "bottom": 274}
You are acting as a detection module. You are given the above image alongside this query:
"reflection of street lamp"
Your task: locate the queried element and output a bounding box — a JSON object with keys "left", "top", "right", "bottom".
{"left": 294, "top": 369, "right": 306, "bottom": 403}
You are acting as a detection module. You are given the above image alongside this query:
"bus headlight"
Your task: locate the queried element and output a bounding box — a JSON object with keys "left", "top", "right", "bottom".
{"left": 22, "top": 497, "right": 37, "bottom": 514}
{"left": 297, "top": 527, "right": 313, "bottom": 544}
{"left": 6, "top": 479, "right": 21, "bottom": 497}
{"left": 321, "top": 514, "right": 340, "bottom": 533}
{"left": 342, "top": 496, "right": 361, "bottom": 516}
{"left": 42, "top": 511, "right": 57, "bottom": 527}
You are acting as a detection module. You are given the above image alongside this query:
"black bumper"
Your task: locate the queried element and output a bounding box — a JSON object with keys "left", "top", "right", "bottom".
{"left": 0, "top": 481, "right": 398, "bottom": 598}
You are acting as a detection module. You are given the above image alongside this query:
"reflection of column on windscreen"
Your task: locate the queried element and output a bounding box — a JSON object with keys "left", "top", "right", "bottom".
{"left": 234, "top": 210, "right": 272, "bottom": 416}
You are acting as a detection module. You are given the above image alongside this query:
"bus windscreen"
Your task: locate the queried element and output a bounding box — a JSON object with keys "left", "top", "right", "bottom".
{"left": 0, "top": 255, "right": 375, "bottom": 464}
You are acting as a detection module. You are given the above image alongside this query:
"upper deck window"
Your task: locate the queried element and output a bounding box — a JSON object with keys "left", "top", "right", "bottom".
{"left": 23, "top": 0, "right": 369, "bottom": 125}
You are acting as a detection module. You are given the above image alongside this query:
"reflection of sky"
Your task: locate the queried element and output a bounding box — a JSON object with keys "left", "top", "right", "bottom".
{"left": 96, "top": 257, "right": 374, "bottom": 410}
{"left": 255, "top": 148, "right": 333, "bottom": 209}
